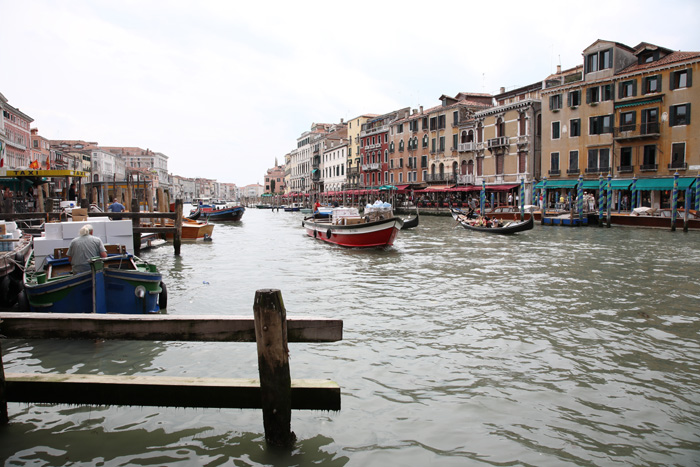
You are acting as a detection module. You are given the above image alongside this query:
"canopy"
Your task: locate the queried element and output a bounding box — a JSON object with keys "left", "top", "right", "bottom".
{"left": 634, "top": 177, "right": 696, "bottom": 191}
{"left": 487, "top": 184, "right": 519, "bottom": 191}
{"left": 534, "top": 180, "right": 578, "bottom": 189}
{"left": 378, "top": 185, "right": 397, "bottom": 191}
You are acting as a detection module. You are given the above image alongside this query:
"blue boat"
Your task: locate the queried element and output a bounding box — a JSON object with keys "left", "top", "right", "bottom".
{"left": 22, "top": 250, "right": 165, "bottom": 314}
{"left": 189, "top": 203, "right": 245, "bottom": 221}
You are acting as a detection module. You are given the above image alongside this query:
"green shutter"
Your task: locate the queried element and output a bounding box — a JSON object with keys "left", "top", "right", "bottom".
{"left": 687, "top": 69, "right": 693, "bottom": 87}
{"left": 657, "top": 75, "right": 662, "bottom": 92}
{"left": 618, "top": 82, "right": 624, "bottom": 99}
{"left": 632, "top": 80, "right": 637, "bottom": 96}
{"left": 670, "top": 71, "right": 676, "bottom": 90}
{"left": 687, "top": 103, "right": 692, "bottom": 125}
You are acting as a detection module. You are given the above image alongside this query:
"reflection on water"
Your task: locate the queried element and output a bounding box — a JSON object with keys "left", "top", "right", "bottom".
{"left": 2, "top": 209, "right": 699, "bottom": 465}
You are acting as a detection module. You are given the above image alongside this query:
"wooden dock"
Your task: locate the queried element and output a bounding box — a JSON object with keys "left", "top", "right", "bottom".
{"left": 0, "top": 289, "right": 342, "bottom": 448}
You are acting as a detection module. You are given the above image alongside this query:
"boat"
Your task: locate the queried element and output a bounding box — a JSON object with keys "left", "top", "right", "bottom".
{"left": 400, "top": 214, "right": 419, "bottom": 230}
{"left": 456, "top": 214, "right": 534, "bottom": 234}
{"left": 301, "top": 206, "right": 403, "bottom": 248}
{"left": 189, "top": 203, "right": 245, "bottom": 221}
{"left": 284, "top": 203, "right": 302, "bottom": 212}
{"left": 161, "top": 218, "right": 214, "bottom": 241}
{"left": 0, "top": 224, "right": 32, "bottom": 308}
{"left": 22, "top": 246, "right": 166, "bottom": 314}
{"left": 608, "top": 208, "right": 700, "bottom": 230}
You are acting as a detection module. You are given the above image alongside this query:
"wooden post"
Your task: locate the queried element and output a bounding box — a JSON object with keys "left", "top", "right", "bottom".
{"left": 253, "top": 289, "right": 296, "bottom": 448}
{"left": 173, "top": 199, "right": 182, "bottom": 255}
{"left": 0, "top": 340, "right": 7, "bottom": 424}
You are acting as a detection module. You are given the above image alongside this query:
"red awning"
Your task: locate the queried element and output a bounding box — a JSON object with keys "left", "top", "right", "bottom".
{"left": 451, "top": 185, "right": 481, "bottom": 192}
{"left": 487, "top": 184, "right": 519, "bottom": 191}
{"left": 396, "top": 184, "right": 410, "bottom": 192}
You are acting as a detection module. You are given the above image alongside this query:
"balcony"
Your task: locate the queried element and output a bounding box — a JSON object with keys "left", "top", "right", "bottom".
{"left": 361, "top": 163, "right": 381, "bottom": 172}
{"left": 548, "top": 169, "right": 561, "bottom": 176}
{"left": 640, "top": 164, "right": 658, "bottom": 172}
{"left": 458, "top": 142, "right": 475, "bottom": 152}
{"left": 487, "top": 136, "right": 509, "bottom": 150}
{"left": 585, "top": 166, "right": 611, "bottom": 174}
{"left": 613, "top": 123, "right": 660, "bottom": 141}
{"left": 347, "top": 167, "right": 359, "bottom": 176}
{"left": 566, "top": 169, "right": 580, "bottom": 175}
{"left": 425, "top": 173, "right": 456, "bottom": 183}
{"left": 617, "top": 165, "right": 634, "bottom": 173}
{"left": 456, "top": 174, "right": 475, "bottom": 185}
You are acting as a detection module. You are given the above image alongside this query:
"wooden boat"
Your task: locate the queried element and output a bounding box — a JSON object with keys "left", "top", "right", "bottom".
{"left": 401, "top": 214, "right": 419, "bottom": 230}
{"left": 189, "top": 202, "right": 245, "bottom": 221}
{"left": 284, "top": 203, "right": 302, "bottom": 212}
{"left": 457, "top": 214, "right": 534, "bottom": 234}
{"left": 0, "top": 232, "right": 32, "bottom": 308}
{"left": 302, "top": 207, "right": 403, "bottom": 248}
{"left": 22, "top": 246, "right": 166, "bottom": 314}
{"left": 608, "top": 209, "right": 700, "bottom": 230}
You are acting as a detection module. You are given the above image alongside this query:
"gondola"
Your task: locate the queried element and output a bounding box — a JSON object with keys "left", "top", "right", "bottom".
{"left": 457, "top": 214, "right": 534, "bottom": 235}
{"left": 401, "top": 214, "right": 419, "bottom": 230}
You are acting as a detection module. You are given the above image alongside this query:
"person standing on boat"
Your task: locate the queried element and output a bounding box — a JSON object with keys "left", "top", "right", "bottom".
{"left": 108, "top": 197, "right": 125, "bottom": 219}
{"left": 313, "top": 199, "right": 321, "bottom": 213}
{"left": 67, "top": 224, "right": 107, "bottom": 274}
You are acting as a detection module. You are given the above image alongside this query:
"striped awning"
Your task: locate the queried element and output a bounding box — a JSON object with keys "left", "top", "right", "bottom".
{"left": 614, "top": 97, "right": 663, "bottom": 109}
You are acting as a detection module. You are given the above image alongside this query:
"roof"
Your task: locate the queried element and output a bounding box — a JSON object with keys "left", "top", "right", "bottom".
{"left": 620, "top": 50, "right": 700, "bottom": 74}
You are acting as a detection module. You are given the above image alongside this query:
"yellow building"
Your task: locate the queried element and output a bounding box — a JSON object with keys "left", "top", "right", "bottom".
{"left": 346, "top": 114, "right": 377, "bottom": 189}
{"left": 541, "top": 40, "right": 700, "bottom": 209}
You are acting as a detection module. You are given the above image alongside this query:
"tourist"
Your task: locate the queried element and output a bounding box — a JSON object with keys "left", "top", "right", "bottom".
{"left": 68, "top": 183, "right": 76, "bottom": 200}
{"left": 313, "top": 199, "right": 321, "bottom": 213}
{"left": 67, "top": 224, "right": 107, "bottom": 274}
{"left": 108, "top": 197, "right": 125, "bottom": 220}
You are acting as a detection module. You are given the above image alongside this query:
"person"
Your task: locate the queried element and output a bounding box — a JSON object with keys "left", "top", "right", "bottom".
{"left": 67, "top": 224, "right": 107, "bottom": 274}
{"left": 508, "top": 193, "right": 513, "bottom": 205}
{"left": 68, "top": 183, "right": 76, "bottom": 201}
{"left": 313, "top": 199, "right": 321, "bottom": 213}
{"left": 108, "top": 197, "right": 125, "bottom": 219}
{"left": 332, "top": 199, "right": 339, "bottom": 208}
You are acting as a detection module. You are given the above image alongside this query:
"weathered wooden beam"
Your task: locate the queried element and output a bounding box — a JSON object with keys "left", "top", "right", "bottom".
{"left": 132, "top": 226, "right": 178, "bottom": 234}
{"left": 173, "top": 199, "right": 183, "bottom": 255}
{"left": 88, "top": 212, "right": 178, "bottom": 220}
{"left": 0, "top": 313, "right": 343, "bottom": 343}
{"left": 254, "top": 289, "right": 296, "bottom": 447}
{"left": 4, "top": 373, "right": 340, "bottom": 411}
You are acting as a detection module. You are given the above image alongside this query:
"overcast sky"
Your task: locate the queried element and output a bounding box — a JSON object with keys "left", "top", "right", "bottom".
{"left": 2, "top": 0, "right": 698, "bottom": 186}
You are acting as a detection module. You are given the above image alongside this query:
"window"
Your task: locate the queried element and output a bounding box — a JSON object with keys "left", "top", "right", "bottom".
{"left": 452, "top": 134, "right": 458, "bottom": 150}
{"left": 590, "top": 115, "right": 613, "bottom": 135}
{"left": 620, "top": 147, "right": 633, "bottom": 170}
{"left": 569, "top": 150, "right": 579, "bottom": 172}
{"left": 619, "top": 80, "right": 637, "bottom": 98}
{"left": 438, "top": 115, "right": 446, "bottom": 129}
{"left": 397, "top": 123, "right": 404, "bottom": 133}
{"left": 599, "top": 148, "right": 610, "bottom": 171}
{"left": 570, "top": 119, "right": 581, "bottom": 137}
{"left": 587, "top": 148, "right": 610, "bottom": 172}
{"left": 421, "top": 155, "right": 428, "bottom": 168}
{"left": 422, "top": 117, "right": 428, "bottom": 130}
{"left": 643, "top": 75, "right": 662, "bottom": 94}
{"left": 430, "top": 117, "right": 437, "bottom": 131}
{"left": 439, "top": 136, "right": 445, "bottom": 152}
{"left": 552, "top": 121, "right": 561, "bottom": 139}
{"left": 568, "top": 90, "right": 581, "bottom": 107}
{"left": 602, "top": 84, "right": 613, "bottom": 101}
{"left": 431, "top": 138, "right": 436, "bottom": 153}
{"left": 642, "top": 145, "right": 656, "bottom": 169}
{"left": 670, "top": 69, "right": 692, "bottom": 90}
{"left": 399, "top": 140, "right": 404, "bottom": 152}
{"left": 518, "top": 113, "right": 527, "bottom": 135}
{"left": 620, "top": 111, "right": 636, "bottom": 131}
{"left": 671, "top": 143, "right": 686, "bottom": 169}
{"left": 587, "top": 86, "right": 600, "bottom": 104}
{"left": 670, "top": 103, "right": 691, "bottom": 126}
{"left": 549, "top": 94, "right": 563, "bottom": 110}
{"left": 585, "top": 48, "right": 612, "bottom": 74}
{"left": 497, "top": 118, "right": 506, "bottom": 137}
{"left": 641, "top": 108, "right": 659, "bottom": 134}
{"left": 422, "top": 135, "right": 428, "bottom": 148}
{"left": 453, "top": 111, "right": 459, "bottom": 125}
{"left": 550, "top": 152, "right": 560, "bottom": 172}
{"left": 389, "top": 142, "right": 395, "bottom": 153}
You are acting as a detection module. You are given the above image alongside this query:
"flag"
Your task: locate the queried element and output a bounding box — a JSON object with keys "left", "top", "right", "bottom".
{"left": 30, "top": 159, "right": 40, "bottom": 169}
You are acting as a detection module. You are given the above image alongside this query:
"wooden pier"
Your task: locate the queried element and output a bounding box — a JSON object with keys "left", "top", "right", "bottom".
{"left": 0, "top": 289, "right": 342, "bottom": 448}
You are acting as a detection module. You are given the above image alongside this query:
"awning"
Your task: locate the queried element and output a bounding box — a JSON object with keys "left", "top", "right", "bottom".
{"left": 415, "top": 185, "right": 454, "bottom": 193}
{"left": 634, "top": 177, "right": 696, "bottom": 191}
{"left": 580, "top": 179, "right": 633, "bottom": 190}
{"left": 614, "top": 97, "right": 663, "bottom": 109}
{"left": 451, "top": 185, "right": 482, "bottom": 192}
{"left": 534, "top": 180, "right": 579, "bottom": 189}
{"left": 395, "top": 184, "right": 410, "bottom": 192}
{"left": 487, "top": 184, "right": 519, "bottom": 191}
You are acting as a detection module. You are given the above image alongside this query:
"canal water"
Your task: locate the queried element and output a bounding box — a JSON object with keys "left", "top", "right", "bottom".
{"left": 2, "top": 209, "right": 699, "bottom": 466}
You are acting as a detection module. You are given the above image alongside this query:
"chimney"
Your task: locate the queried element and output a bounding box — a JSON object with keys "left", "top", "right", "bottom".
{"left": 340, "top": 118, "right": 344, "bottom": 124}
{"left": 500, "top": 87, "right": 505, "bottom": 94}
{"left": 557, "top": 65, "right": 561, "bottom": 74}
{"left": 420, "top": 106, "right": 423, "bottom": 114}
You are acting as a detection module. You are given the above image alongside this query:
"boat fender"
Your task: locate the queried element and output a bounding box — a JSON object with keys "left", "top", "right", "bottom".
{"left": 313, "top": 229, "right": 317, "bottom": 238}
{"left": 326, "top": 228, "right": 332, "bottom": 239}
{"left": 158, "top": 281, "right": 168, "bottom": 310}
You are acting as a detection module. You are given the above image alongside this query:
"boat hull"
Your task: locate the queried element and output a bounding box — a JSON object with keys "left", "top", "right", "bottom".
{"left": 302, "top": 217, "right": 403, "bottom": 248}
{"left": 24, "top": 255, "right": 163, "bottom": 314}
{"left": 190, "top": 206, "right": 244, "bottom": 221}
{"left": 458, "top": 215, "right": 534, "bottom": 234}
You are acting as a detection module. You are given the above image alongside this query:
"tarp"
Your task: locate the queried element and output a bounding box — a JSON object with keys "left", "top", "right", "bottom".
{"left": 634, "top": 177, "right": 696, "bottom": 191}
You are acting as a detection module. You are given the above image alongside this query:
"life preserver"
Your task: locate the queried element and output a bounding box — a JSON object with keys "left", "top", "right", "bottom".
{"left": 326, "top": 229, "right": 332, "bottom": 239}
{"left": 158, "top": 281, "right": 168, "bottom": 310}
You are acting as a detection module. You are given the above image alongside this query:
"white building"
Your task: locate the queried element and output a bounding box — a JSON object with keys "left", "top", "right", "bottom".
{"left": 91, "top": 148, "right": 127, "bottom": 182}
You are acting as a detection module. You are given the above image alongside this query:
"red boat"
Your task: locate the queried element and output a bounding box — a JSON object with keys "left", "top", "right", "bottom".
{"left": 301, "top": 207, "right": 403, "bottom": 248}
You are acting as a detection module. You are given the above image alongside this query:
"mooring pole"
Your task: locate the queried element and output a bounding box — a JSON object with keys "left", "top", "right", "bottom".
{"left": 0, "top": 340, "right": 8, "bottom": 424}
{"left": 174, "top": 199, "right": 183, "bottom": 256}
{"left": 253, "top": 289, "right": 296, "bottom": 448}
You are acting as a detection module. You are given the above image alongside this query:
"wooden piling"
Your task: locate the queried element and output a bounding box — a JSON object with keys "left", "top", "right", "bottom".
{"left": 0, "top": 340, "right": 7, "bottom": 425}
{"left": 173, "top": 199, "right": 182, "bottom": 255}
{"left": 253, "top": 289, "right": 296, "bottom": 448}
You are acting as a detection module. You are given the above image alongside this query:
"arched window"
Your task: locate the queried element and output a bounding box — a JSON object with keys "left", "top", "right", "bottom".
{"left": 439, "top": 163, "right": 445, "bottom": 176}
{"left": 468, "top": 159, "right": 474, "bottom": 175}
{"left": 497, "top": 117, "right": 506, "bottom": 137}
{"left": 452, "top": 161, "right": 458, "bottom": 174}
{"left": 399, "top": 140, "right": 404, "bottom": 151}
{"left": 422, "top": 135, "right": 429, "bottom": 148}
{"left": 461, "top": 160, "right": 468, "bottom": 175}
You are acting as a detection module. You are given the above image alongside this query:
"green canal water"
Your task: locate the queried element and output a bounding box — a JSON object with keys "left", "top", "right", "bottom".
{"left": 2, "top": 209, "right": 699, "bottom": 466}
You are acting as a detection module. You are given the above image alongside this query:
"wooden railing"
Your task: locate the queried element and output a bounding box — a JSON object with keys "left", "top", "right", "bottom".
{"left": 0, "top": 289, "right": 342, "bottom": 448}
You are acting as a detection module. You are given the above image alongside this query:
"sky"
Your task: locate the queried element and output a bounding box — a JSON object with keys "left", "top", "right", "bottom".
{"left": 2, "top": 0, "right": 699, "bottom": 187}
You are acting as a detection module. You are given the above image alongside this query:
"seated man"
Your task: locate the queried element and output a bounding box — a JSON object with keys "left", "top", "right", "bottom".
{"left": 67, "top": 224, "right": 107, "bottom": 274}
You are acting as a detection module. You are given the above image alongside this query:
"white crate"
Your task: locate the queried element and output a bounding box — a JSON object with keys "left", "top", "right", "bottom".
{"left": 106, "top": 220, "right": 133, "bottom": 236}
{"left": 44, "top": 222, "right": 63, "bottom": 240}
